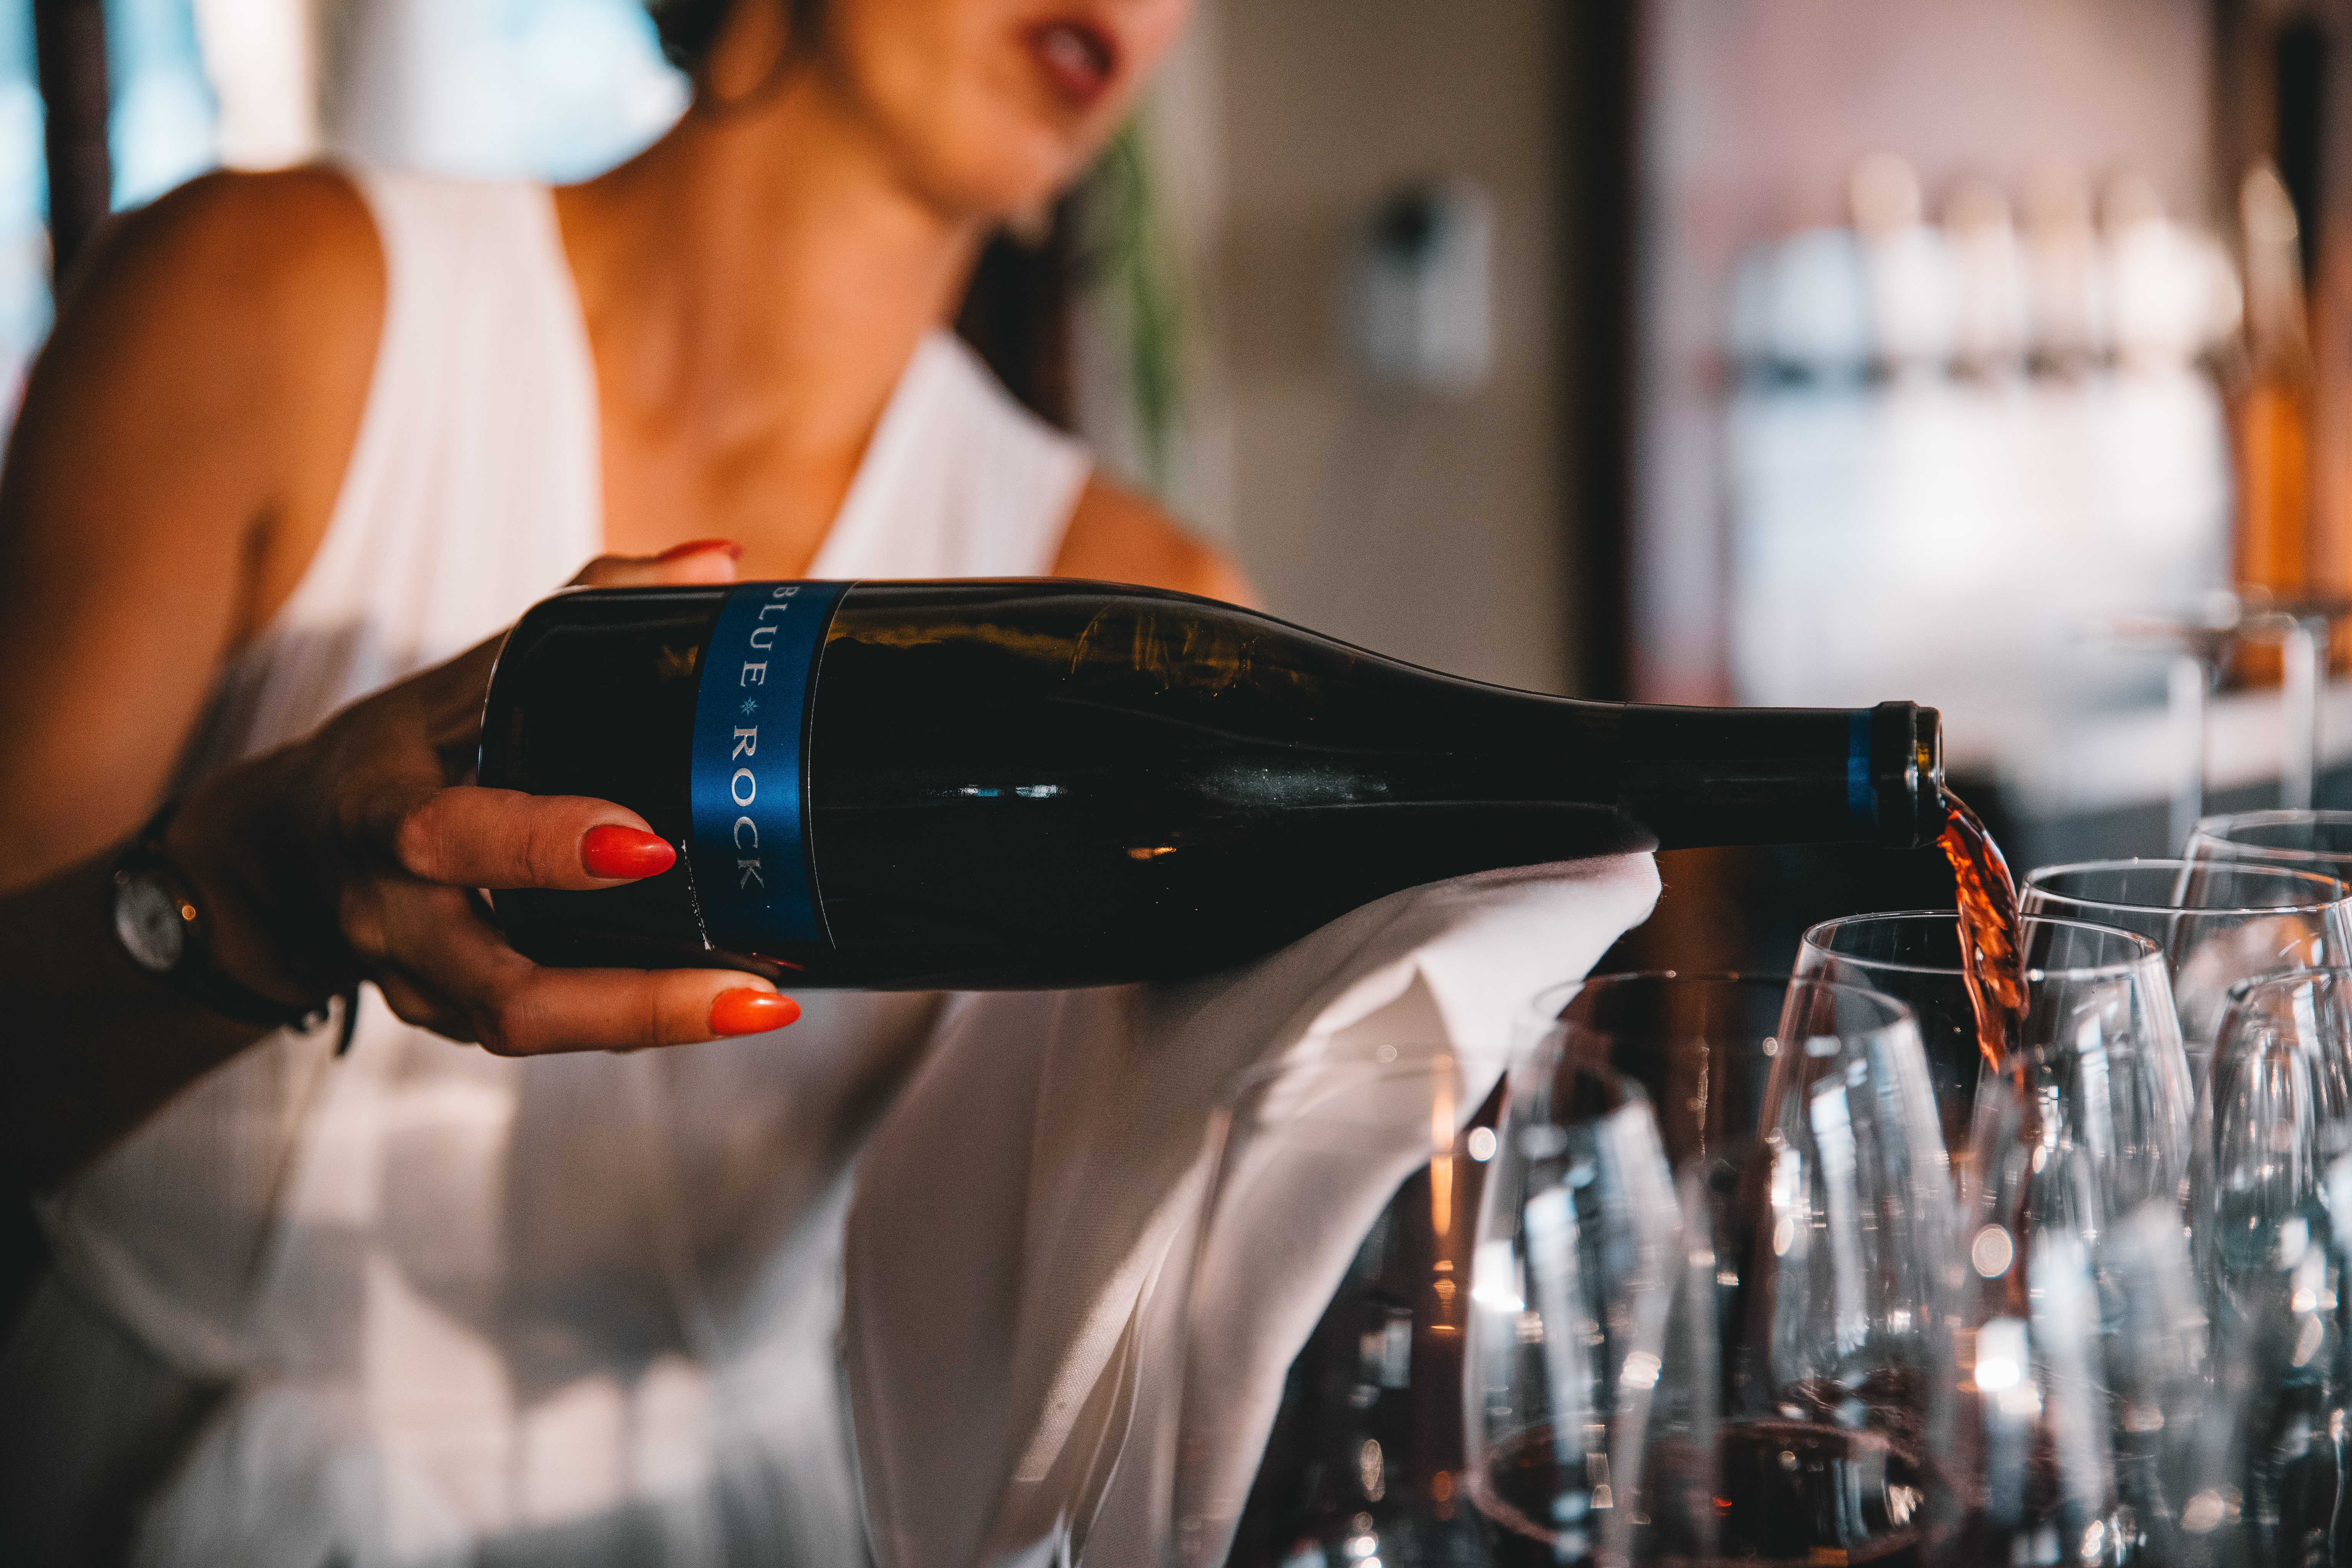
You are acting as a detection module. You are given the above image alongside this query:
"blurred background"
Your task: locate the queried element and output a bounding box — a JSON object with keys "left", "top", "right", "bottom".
{"left": 8, "top": 0, "right": 2347, "bottom": 969}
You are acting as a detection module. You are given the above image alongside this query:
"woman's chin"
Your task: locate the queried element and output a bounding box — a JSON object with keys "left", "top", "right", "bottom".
{"left": 910, "top": 128, "right": 1100, "bottom": 225}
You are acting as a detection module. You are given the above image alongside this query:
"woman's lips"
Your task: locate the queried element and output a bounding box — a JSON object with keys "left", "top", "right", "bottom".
{"left": 1027, "top": 19, "right": 1118, "bottom": 109}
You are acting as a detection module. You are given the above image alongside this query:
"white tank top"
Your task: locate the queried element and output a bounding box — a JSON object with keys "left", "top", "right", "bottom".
{"left": 6, "top": 168, "right": 1090, "bottom": 1564}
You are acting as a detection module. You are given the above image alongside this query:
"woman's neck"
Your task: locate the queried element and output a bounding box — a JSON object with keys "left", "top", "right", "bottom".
{"left": 555, "top": 75, "right": 984, "bottom": 571}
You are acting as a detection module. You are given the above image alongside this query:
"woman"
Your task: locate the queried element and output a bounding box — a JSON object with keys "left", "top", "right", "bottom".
{"left": 0, "top": 0, "right": 1239, "bottom": 1557}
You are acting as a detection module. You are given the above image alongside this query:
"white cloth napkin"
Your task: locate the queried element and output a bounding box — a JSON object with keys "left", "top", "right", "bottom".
{"left": 842, "top": 853, "right": 1662, "bottom": 1566}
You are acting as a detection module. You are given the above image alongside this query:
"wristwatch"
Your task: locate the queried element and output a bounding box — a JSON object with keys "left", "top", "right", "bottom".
{"left": 112, "top": 805, "right": 337, "bottom": 1034}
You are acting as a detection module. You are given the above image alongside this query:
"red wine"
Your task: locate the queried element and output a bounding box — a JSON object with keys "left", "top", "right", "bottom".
{"left": 1473, "top": 1419, "right": 1928, "bottom": 1568}
{"left": 1939, "top": 791, "right": 2022, "bottom": 1077}
{"left": 477, "top": 581, "right": 1946, "bottom": 988}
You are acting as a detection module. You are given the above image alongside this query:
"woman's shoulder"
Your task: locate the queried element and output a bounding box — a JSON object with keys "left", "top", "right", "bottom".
{"left": 47, "top": 166, "right": 385, "bottom": 440}
{"left": 1051, "top": 472, "right": 1257, "bottom": 606}
{"left": 18, "top": 165, "right": 388, "bottom": 639}
{"left": 70, "top": 165, "right": 382, "bottom": 327}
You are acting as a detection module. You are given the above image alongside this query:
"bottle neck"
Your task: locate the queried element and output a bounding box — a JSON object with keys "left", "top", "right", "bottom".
{"left": 1614, "top": 701, "right": 1942, "bottom": 850}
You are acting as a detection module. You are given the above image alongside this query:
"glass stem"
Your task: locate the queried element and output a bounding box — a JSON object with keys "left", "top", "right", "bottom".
{"left": 2169, "top": 653, "right": 2208, "bottom": 853}
{"left": 2281, "top": 619, "right": 2322, "bottom": 812}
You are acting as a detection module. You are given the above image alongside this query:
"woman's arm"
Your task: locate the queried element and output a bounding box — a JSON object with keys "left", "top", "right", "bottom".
{"left": 1, "top": 851, "right": 262, "bottom": 1197}
{"left": 0, "top": 169, "right": 384, "bottom": 894}
{"left": 2, "top": 595, "right": 798, "bottom": 1199}
{"left": 0, "top": 176, "right": 795, "bottom": 1196}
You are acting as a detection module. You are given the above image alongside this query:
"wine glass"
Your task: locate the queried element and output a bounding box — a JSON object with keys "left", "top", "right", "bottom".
{"left": 1958, "top": 916, "right": 2203, "bottom": 1568}
{"left": 1794, "top": 911, "right": 2177, "bottom": 1207}
{"left": 1796, "top": 910, "right": 2014, "bottom": 1197}
{"left": 1512, "top": 972, "right": 1864, "bottom": 1566}
{"left": 1461, "top": 1055, "right": 1683, "bottom": 1568}
{"left": 1166, "top": 1052, "right": 1505, "bottom": 1568}
{"left": 2186, "top": 809, "right": 2352, "bottom": 883}
{"left": 1724, "top": 975, "right": 1961, "bottom": 1568}
{"left": 1488, "top": 973, "right": 1956, "bottom": 1568}
{"left": 2196, "top": 970, "right": 2352, "bottom": 1298}
{"left": 1517, "top": 971, "right": 1788, "bottom": 1157}
{"left": 2019, "top": 859, "right": 2352, "bottom": 1073}
{"left": 2187, "top": 969, "right": 2352, "bottom": 1567}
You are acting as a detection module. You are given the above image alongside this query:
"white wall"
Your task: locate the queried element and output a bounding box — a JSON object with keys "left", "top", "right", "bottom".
{"left": 1192, "top": 0, "right": 1574, "bottom": 695}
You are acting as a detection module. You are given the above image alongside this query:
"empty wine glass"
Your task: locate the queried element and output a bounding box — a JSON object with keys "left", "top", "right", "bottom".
{"left": 2019, "top": 859, "right": 2352, "bottom": 1073}
{"left": 1959, "top": 916, "right": 2203, "bottom": 1568}
{"left": 2196, "top": 970, "right": 2352, "bottom": 1298}
{"left": 1722, "top": 976, "right": 1961, "bottom": 1568}
{"left": 1462, "top": 1055, "right": 1683, "bottom": 1568}
{"left": 1167, "top": 1051, "right": 1503, "bottom": 1568}
{"left": 2187, "top": 970, "right": 2352, "bottom": 1566}
{"left": 2186, "top": 809, "right": 2352, "bottom": 884}
{"left": 1794, "top": 911, "right": 2178, "bottom": 1208}
{"left": 1492, "top": 973, "right": 1957, "bottom": 1568}
{"left": 1796, "top": 910, "right": 2012, "bottom": 1196}
{"left": 1518, "top": 972, "right": 1785, "bottom": 1167}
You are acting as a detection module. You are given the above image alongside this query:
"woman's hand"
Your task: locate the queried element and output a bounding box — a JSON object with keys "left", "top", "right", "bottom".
{"left": 172, "top": 542, "right": 800, "bottom": 1054}
{"left": 4, "top": 545, "right": 799, "bottom": 1195}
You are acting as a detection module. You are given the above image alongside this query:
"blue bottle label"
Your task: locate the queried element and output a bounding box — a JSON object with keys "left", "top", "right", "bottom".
{"left": 688, "top": 581, "right": 849, "bottom": 951}
{"left": 1847, "top": 709, "right": 1875, "bottom": 831}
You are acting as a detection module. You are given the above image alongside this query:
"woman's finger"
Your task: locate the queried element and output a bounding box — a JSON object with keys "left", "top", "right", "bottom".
{"left": 371, "top": 965, "right": 482, "bottom": 1044}
{"left": 394, "top": 787, "right": 677, "bottom": 890}
{"left": 473, "top": 967, "right": 799, "bottom": 1055}
{"left": 361, "top": 877, "right": 797, "bottom": 1054}
{"left": 371, "top": 886, "right": 795, "bottom": 1053}
{"left": 569, "top": 541, "right": 742, "bottom": 589}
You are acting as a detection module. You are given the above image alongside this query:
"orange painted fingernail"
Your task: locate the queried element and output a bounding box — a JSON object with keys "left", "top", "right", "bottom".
{"left": 710, "top": 988, "right": 800, "bottom": 1035}
{"left": 582, "top": 825, "right": 676, "bottom": 880}
{"left": 655, "top": 538, "right": 744, "bottom": 562}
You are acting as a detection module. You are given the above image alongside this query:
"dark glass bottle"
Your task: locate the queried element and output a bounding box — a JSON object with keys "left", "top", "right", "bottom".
{"left": 477, "top": 580, "right": 1944, "bottom": 988}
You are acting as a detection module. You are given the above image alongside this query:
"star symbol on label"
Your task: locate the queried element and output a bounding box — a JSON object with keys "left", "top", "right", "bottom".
{"left": 740, "top": 697, "right": 759, "bottom": 715}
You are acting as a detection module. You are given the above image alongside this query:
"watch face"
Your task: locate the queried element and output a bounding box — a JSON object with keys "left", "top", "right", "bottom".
{"left": 116, "top": 874, "right": 187, "bottom": 973}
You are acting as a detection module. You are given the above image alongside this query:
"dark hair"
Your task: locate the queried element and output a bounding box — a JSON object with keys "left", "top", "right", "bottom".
{"left": 647, "top": 0, "right": 825, "bottom": 79}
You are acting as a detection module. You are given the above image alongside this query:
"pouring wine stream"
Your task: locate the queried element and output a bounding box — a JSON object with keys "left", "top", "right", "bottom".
{"left": 1939, "top": 789, "right": 2022, "bottom": 1082}
{"left": 1938, "top": 787, "right": 2039, "bottom": 1337}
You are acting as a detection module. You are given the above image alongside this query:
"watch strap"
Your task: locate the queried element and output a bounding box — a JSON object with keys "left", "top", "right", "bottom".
{"left": 116, "top": 803, "right": 340, "bottom": 1035}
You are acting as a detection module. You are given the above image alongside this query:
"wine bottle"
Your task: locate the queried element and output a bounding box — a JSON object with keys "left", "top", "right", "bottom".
{"left": 477, "top": 580, "right": 1944, "bottom": 988}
